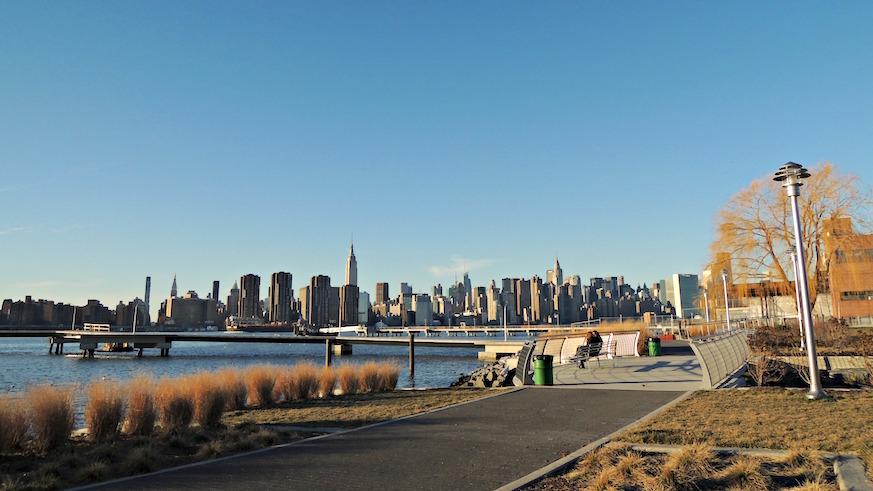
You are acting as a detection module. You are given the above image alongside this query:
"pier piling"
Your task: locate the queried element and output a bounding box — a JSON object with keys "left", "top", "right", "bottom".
{"left": 409, "top": 332, "right": 415, "bottom": 377}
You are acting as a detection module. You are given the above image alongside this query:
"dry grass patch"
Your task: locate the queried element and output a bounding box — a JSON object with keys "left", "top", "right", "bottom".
{"left": 530, "top": 444, "right": 838, "bottom": 491}
{"left": 26, "top": 384, "right": 75, "bottom": 454}
{"left": 0, "top": 395, "right": 28, "bottom": 454}
{"left": 318, "top": 366, "right": 337, "bottom": 397}
{"left": 224, "top": 388, "right": 508, "bottom": 428}
{"left": 277, "top": 362, "right": 320, "bottom": 401}
{"left": 85, "top": 380, "right": 126, "bottom": 443}
{"left": 336, "top": 364, "right": 360, "bottom": 395}
{"left": 155, "top": 377, "right": 195, "bottom": 433}
{"left": 244, "top": 365, "right": 277, "bottom": 407}
{"left": 215, "top": 368, "right": 247, "bottom": 410}
{"left": 124, "top": 375, "right": 156, "bottom": 437}
{"left": 189, "top": 372, "right": 228, "bottom": 429}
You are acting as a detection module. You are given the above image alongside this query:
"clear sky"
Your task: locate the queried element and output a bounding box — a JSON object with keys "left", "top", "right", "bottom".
{"left": 2, "top": 1, "right": 872, "bottom": 320}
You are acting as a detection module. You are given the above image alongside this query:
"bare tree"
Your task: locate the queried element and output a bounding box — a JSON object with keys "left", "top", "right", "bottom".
{"left": 709, "top": 162, "right": 872, "bottom": 308}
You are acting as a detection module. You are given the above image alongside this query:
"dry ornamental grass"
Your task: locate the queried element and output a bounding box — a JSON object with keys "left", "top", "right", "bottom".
{"left": 124, "top": 375, "right": 157, "bottom": 437}
{"left": 84, "top": 380, "right": 126, "bottom": 443}
{"left": 25, "top": 384, "right": 75, "bottom": 454}
{"left": 0, "top": 395, "right": 28, "bottom": 454}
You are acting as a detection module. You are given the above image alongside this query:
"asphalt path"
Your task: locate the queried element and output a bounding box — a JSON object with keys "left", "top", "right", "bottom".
{"left": 85, "top": 388, "right": 684, "bottom": 491}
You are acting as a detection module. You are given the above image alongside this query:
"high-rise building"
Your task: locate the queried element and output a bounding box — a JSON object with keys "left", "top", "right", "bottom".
{"left": 463, "top": 272, "right": 472, "bottom": 311}
{"left": 345, "top": 242, "right": 357, "bottom": 286}
{"left": 308, "top": 275, "right": 332, "bottom": 327}
{"left": 239, "top": 274, "right": 261, "bottom": 320}
{"left": 400, "top": 282, "right": 412, "bottom": 295}
{"left": 270, "top": 272, "right": 293, "bottom": 323}
{"left": 375, "top": 283, "right": 389, "bottom": 305}
{"left": 516, "top": 278, "right": 532, "bottom": 323}
{"left": 340, "top": 284, "right": 359, "bottom": 326}
{"left": 170, "top": 274, "right": 178, "bottom": 298}
{"left": 547, "top": 257, "right": 563, "bottom": 287}
{"left": 212, "top": 281, "right": 220, "bottom": 301}
{"left": 144, "top": 277, "right": 151, "bottom": 315}
{"left": 671, "top": 274, "right": 700, "bottom": 318}
{"left": 227, "top": 281, "right": 240, "bottom": 317}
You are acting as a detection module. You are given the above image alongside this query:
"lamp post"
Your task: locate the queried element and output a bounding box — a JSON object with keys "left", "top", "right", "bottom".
{"left": 721, "top": 269, "right": 731, "bottom": 332}
{"left": 701, "top": 287, "right": 711, "bottom": 323}
{"left": 789, "top": 246, "right": 805, "bottom": 350}
{"left": 774, "top": 162, "right": 825, "bottom": 399}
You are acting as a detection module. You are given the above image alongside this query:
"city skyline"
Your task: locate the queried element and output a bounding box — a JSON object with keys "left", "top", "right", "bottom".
{"left": 3, "top": 3, "right": 873, "bottom": 313}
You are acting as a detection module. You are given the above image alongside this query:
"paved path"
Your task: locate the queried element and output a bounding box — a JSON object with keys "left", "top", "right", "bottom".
{"left": 87, "top": 388, "right": 684, "bottom": 491}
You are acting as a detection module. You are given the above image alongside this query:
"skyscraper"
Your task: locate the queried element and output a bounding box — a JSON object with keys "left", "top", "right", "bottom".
{"left": 144, "top": 276, "right": 151, "bottom": 315}
{"left": 308, "top": 275, "right": 331, "bottom": 327}
{"left": 170, "top": 274, "right": 178, "bottom": 298}
{"left": 212, "top": 281, "right": 220, "bottom": 301}
{"left": 375, "top": 282, "right": 389, "bottom": 305}
{"left": 345, "top": 242, "right": 357, "bottom": 286}
{"left": 270, "top": 272, "right": 293, "bottom": 323}
{"left": 227, "top": 281, "right": 240, "bottom": 317}
{"left": 547, "top": 257, "right": 563, "bottom": 287}
{"left": 239, "top": 274, "right": 261, "bottom": 320}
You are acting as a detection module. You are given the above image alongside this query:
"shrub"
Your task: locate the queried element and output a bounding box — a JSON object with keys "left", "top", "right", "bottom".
{"left": 244, "top": 365, "right": 277, "bottom": 407}
{"left": 124, "top": 375, "right": 157, "bottom": 437}
{"left": 85, "top": 380, "right": 126, "bottom": 442}
{"left": 216, "top": 368, "right": 247, "bottom": 410}
{"left": 336, "top": 364, "right": 359, "bottom": 395}
{"left": 377, "top": 363, "right": 400, "bottom": 391}
{"left": 318, "top": 366, "right": 337, "bottom": 397}
{"left": 26, "top": 384, "right": 75, "bottom": 453}
{"left": 277, "top": 362, "right": 320, "bottom": 401}
{"left": 190, "top": 372, "right": 227, "bottom": 429}
{"left": 358, "top": 362, "right": 381, "bottom": 393}
{"left": 0, "top": 395, "right": 28, "bottom": 454}
{"left": 155, "top": 377, "right": 195, "bottom": 433}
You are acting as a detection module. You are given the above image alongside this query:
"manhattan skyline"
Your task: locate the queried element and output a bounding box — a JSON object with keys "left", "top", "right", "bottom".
{"left": 3, "top": 2, "right": 873, "bottom": 312}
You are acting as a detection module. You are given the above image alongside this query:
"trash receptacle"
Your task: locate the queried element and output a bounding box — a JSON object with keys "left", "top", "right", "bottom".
{"left": 533, "top": 354, "right": 554, "bottom": 385}
{"left": 648, "top": 337, "right": 662, "bottom": 356}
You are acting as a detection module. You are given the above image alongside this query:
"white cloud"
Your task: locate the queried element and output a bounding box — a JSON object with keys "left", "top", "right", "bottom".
{"left": 428, "top": 255, "right": 499, "bottom": 278}
{"left": 0, "top": 227, "right": 24, "bottom": 236}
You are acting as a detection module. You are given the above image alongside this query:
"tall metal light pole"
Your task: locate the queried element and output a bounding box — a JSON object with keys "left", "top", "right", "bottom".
{"left": 789, "top": 246, "right": 805, "bottom": 350}
{"left": 701, "top": 287, "right": 711, "bottom": 323}
{"left": 774, "top": 162, "right": 826, "bottom": 399}
{"left": 721, "top": 269, "right": 731, "bottom": 332}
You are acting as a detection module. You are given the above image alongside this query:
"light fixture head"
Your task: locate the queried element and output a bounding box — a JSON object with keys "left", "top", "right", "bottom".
{"left": 773, "top": 162, "right": 810, "bottom": 187}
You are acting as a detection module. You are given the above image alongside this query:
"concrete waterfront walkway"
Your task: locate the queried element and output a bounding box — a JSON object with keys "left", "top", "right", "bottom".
{"left": 86, "top": 388, "right": 685, "bottom": 491}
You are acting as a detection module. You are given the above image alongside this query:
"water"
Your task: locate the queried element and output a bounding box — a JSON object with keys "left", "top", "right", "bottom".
{"left": 0, "top": 336, "right": 486, "bottom": 395}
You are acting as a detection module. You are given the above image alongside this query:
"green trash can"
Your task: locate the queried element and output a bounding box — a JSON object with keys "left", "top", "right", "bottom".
{"left": 648, "top": 337, "right": 662, "bottom": 356}
{"left": 533, "top": 354, "right": 554, "bottom": 385}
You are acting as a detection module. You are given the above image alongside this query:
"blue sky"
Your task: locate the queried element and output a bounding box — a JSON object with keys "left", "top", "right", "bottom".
{"left": 2, "top": 1, "right": 872, "bottom": 319}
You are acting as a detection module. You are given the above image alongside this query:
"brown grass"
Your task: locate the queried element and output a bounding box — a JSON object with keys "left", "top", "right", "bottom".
{"left": 155, "top": 377, "right": 195, "bottom": 433}
{"left": 84, "top": 380, "right": 126, "bottom": 443}
{"left": 378, "top": 363, "right": 401, "bottom": 391}
{"left": 190, "top": 372, "right": 228, "bottom": 429}
{"left": 244, "top": 365, "right": 277, "bottom": 407}
{"left": 124, "top": 375, "right": 157, "bottom": 437}
{"left": 318, "top": 366, "right": 337, "bottom": 397}
{"left": 26, "top": 384, "right": 75, "bottom": 454}
{"left": 0, "top": 394, "right": 29, "bottom": 454}
{"left": 336, "top": 364, "right": 360, "bottom": 395}
{"left": 215, "top": 368, "right": 247, "bottom": 410}
{"left": 358, "top": 362, "right": 381, "bottom": 393}
{"left": 277, "top": 362, "right": 320, "bottom": 401}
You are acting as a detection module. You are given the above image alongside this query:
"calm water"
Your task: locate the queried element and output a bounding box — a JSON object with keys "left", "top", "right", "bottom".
{"left": 0, "top": 335, "right": 485, "bottom": 395}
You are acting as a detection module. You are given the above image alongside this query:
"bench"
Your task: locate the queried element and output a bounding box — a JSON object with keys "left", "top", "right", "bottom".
{"left": 569, "top": 340, "right": 618, "bottom": 369}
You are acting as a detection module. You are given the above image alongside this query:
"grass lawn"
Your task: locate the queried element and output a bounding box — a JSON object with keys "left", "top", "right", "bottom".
{"left": 0, "top": 388, "right": 502, "bottom": 490}
{"left": 532, "top": 388, "right": 873, "bottom": 490}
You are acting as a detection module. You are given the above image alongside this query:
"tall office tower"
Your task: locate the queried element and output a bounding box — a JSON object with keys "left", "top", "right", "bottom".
{"left": 345, "top": 242, "right": 357, "bottom": 286}
{"left": 170, "top": 274, "right": 178, "bottom": 298}
{"left": 515, "top": 278, "right": 532, "bottom": 323}
{"left": 340, "top": 284, "right": 359, "bottom": 326}
{"left": 432, "top": 283, "right": 443, "bottom": 298}
{"left": 530, "top": 275, "right": 545, "bottom": 323}
{"left": 375, "top": 282, "right": 389, "bottom": 305}
{"left": 308, "top": 275, "right": 332, "bottom": 327}
{"left": 227, "top": 281, "right": 240, "bottom": 317}
{"left": 400, "top": 282, "right": 412, "bottom": 295}
{"left": 463, "top": 272, "right": 472, "bottom": 310}
{"left": 547, "top": 257, "right": 563, "bottom": 287}
{"left": 501, "top": 278, "right": 516, "bottom": 295}
{"left": 144, "top": 277, "right": 151, "bottom": 314}
{"left": 671, "top": 273, "right": 700, "bottom": 319}
{"left": 270, "top": 272, "right": 293, "bottom": 323}
{"left": 487, "top": 280, "right": 500, "bottom": 324}
{"left": 239, "top": 274, "right": 261, "bottom": 320}
{"left": 568, "top": 275, "right": 583, "bottom": 323}
{"left": 298, "top": 286, "right": 310, "bottom": 323}
{"left": 212, "top": 281, "right": 220, "bottom": 301}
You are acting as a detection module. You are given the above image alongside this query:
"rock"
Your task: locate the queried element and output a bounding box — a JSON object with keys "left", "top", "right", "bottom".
{"left": 451, "top": 355, "right": 518, "bottom": 388}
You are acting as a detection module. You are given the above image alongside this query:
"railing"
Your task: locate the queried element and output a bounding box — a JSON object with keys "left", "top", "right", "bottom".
{"left": 688, "top": 330, "right": 750, "bottom": 389}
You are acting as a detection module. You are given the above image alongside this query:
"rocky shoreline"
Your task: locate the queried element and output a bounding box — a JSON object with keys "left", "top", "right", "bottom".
{"left": 450, "top": 356, "right": 518, "bottom": 388}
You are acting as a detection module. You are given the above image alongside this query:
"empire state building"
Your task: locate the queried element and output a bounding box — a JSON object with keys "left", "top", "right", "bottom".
{"left": 345, "top": 242, "right": 357, "bottom": 286}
